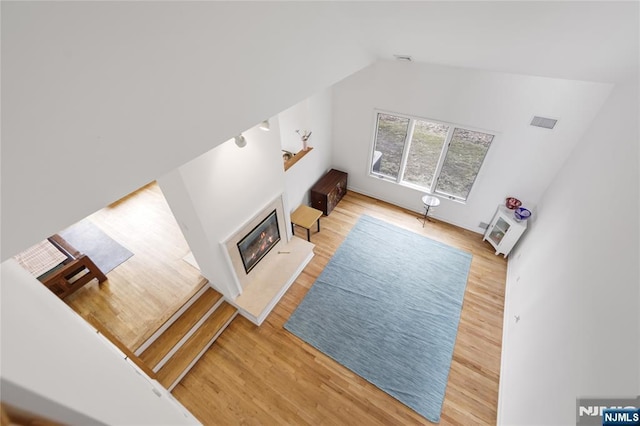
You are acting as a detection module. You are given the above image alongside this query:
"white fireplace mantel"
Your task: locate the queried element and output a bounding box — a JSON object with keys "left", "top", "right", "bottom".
{"left": 232, "top": 237, "right": 313, "bottom": 325}
{"left": 221, "top": 194, "right": 314, "bottom": 325}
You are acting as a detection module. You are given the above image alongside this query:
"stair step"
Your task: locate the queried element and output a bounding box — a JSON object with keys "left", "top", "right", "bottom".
{"left": 156, "top": 302, "right": 237, "bottom": 390}
{"left": 140, "top": 287, "right": 222, "bottom": 369}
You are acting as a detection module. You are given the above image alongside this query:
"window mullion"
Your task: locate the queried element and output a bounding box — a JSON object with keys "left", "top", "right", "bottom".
{"left": 398, "top": 119, "right": 415, "bottom": 183}
{"left": 432, "top": 126, "right": 454, "bottom": 192}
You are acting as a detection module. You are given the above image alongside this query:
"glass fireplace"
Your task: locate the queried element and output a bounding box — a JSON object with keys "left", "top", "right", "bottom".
{"left": 237, "top": 209, "right": 280, "bottom": 274}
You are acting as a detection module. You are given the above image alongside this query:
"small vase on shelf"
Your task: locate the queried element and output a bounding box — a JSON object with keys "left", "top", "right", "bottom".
{"left": 296, "top": 129, "right": 312, "bottom": 151}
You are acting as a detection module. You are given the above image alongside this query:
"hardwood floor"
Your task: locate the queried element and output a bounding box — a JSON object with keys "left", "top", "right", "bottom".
{"left": 171, "top": 192, "right": 507, "bottom": 425}
{"left": 64, "top": 182, "right": 205, "bottom": 351}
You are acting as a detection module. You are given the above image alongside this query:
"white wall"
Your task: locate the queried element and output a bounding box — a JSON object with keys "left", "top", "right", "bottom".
{"left": 158, "top": 121, "right": 286, "bottom": 299}
{"left": 1, "top": 1, "right": 373, "bottom": 260}
{"left": 0, "top": 260, "right": 200, "bottom": 425}
{"left": 498, "top": 80, "right": 639, "bottom": 425}
{"left": 158, "top": 89, "right": 335, "bottom": 299}
{"left": 331, "top": 60, "right": 612, "bottom": 233}
{"left": 156, "top": 169, "right": 223, "bottom": 294}
{"left": 280, "top": 89, "right": 334, "bottom": 210}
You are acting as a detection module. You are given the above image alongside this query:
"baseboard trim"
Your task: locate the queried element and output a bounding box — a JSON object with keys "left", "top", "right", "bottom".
{"left": 347, "top": 186, "right": 483, "bottom": 235}
{"left": 496, "top": 256, "right": 516, "bottom": 425}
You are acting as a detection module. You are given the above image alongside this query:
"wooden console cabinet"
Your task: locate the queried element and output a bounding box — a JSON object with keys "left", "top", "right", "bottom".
{"left": 310, "top": 169, "right": 348, "bottom": 215}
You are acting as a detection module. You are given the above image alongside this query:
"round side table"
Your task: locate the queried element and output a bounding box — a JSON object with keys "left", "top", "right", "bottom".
{"left": 419, "top": 195, "right": 441, "bottom": 227}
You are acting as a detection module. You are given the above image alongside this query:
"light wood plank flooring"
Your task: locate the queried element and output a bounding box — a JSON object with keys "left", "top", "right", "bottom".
{"left": 171, "top": 191, "right": 507, "bottom": 425}
{"left": 64, "top": 182, "right": 205, "bottom": 351}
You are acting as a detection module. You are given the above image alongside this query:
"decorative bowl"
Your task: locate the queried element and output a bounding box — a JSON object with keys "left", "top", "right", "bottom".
{"left": 514, "top": 207, "right": 531, "bottom": 221}
{"left": 505, "top": 197, "right": 522, "bottom": 210}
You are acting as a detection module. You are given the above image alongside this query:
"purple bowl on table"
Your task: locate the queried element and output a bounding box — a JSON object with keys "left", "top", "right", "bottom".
{"left": 514, "top": 207, "right": 531, "bottom": 221}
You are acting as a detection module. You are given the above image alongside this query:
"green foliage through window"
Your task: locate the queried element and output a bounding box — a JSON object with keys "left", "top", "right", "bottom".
{"left": 370, "top": 112, "right": 493, "bottom": 201}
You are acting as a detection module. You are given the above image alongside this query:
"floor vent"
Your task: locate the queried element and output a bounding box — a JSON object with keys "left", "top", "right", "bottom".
{"left": 530, "top": 116, "right": 557, "bottom": 129}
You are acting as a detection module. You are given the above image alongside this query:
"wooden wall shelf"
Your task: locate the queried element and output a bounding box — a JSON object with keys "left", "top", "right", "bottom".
{"left": 284, "top": 147, "right": 313, "bottom": 171}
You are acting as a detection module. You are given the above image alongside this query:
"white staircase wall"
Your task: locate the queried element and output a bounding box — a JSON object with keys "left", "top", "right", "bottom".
{"left": 0, "top": 259, "right": 200, "bottom": 425}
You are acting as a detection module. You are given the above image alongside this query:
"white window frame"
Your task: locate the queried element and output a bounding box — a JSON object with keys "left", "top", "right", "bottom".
{"left": 369, "top": 110, "right": 495, "bottom": 202}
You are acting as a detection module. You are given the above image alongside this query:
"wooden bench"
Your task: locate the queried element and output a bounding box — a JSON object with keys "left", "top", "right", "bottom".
{"left": 40, "top": 235, "right": 107, "bottom": 299}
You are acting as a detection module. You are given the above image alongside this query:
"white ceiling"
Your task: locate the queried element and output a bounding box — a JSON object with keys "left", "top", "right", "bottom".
{"left": 1, "top": 1, "right": 637, "bottom": 259}
{"left": 340, "top": 1, "right": 639, "bottom": 84}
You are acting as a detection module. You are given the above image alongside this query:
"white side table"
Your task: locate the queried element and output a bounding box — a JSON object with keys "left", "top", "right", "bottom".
{"left": 419, "top": 195, "right": 441, "bottom": 227}
{"left": 483, "top": 205, "right": 527, "bottom": 257}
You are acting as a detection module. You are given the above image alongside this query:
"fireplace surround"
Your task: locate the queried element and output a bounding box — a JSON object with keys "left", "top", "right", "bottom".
{"left": 222, "top": 195, "right": 288, "bottom": 292}
{"left": 222, "top": 194, "right": 314, "bottom": 325}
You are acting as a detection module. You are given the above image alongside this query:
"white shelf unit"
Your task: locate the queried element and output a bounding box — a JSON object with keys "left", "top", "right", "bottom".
{"left": 483, "top": 204, "right": 527, "bottom": 257}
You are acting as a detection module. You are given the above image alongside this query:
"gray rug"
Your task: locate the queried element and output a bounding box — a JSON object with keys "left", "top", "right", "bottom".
{"left": 285, "top": 215, "right": 472, "bottom": 423}
{"left": 59, "top": 219, "right": 133, "bottom": 274}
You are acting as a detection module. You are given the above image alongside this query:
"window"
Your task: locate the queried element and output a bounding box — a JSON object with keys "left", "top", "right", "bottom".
{"left": 371, "top": 114, "right": 410, "bottom": 180}
{"left": 370, "top": 112, "right": 493, "bottom": 201}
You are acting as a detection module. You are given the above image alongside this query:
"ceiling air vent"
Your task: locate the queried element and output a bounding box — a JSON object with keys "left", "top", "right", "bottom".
{"left": 530, "top": 116, "right": 558, "bottom": 129}
{"left": 393, "top": 54, "right": 412, "bottom": 62}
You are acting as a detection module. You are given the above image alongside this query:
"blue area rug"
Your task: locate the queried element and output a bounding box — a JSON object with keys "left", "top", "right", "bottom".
{"left": 59, "top": 219, "right": 133, "bottom": 274}
{"left": 285, "top": 215, "right": 472, "bottom": 423}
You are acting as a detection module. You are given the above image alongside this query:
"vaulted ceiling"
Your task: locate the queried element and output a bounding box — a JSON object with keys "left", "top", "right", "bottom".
{"left": 345, "top": 1, "right": 638, "bottom": 84}
{"left": 1, "top": 1, "right": 638, "bottom": 259}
